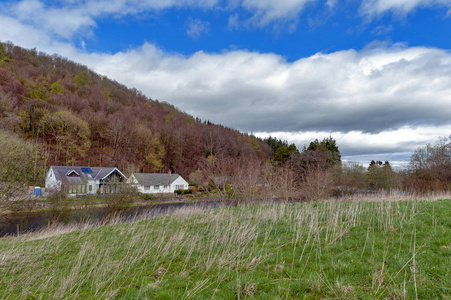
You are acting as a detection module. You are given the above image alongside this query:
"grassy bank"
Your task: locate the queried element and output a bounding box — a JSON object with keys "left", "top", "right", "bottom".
{"left": 1, "top": 198, "right": 451, "bottom": 299}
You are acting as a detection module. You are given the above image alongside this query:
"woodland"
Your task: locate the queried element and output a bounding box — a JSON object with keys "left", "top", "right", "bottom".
{"left": 0, "top": 42, "right": 450, "bottom": 199}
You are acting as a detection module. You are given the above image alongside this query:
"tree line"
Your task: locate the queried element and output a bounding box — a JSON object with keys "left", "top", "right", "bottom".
{"left": 0, "top": 42, "right": 449, "bottom": 200}
{"left": 0, "top": 41, "right": 271, "bottom": 187}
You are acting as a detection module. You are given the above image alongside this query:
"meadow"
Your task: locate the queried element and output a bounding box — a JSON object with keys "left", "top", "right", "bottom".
{"left": 1, "top": 195, "right": 450, "bottom": 299}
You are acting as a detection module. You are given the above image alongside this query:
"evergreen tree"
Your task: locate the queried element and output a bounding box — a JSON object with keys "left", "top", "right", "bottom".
{"left": 306, "top": 136, "right": 341, "bottom": 166}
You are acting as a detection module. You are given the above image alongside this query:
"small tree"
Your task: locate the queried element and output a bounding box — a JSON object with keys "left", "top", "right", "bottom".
{"left": 409, "top": 136, "right": 451, "bottom": 183}
{"left": 0, "top": 129, "right": 46, "bottom": 185}
{"left": 336, "top": 162, "right": 368, "bottom": 195}
{"left": 367, "top": 160, "right": 399, "bottom": 190}
{"left": 301, "top": 166, "right": 335, "bottom": 202}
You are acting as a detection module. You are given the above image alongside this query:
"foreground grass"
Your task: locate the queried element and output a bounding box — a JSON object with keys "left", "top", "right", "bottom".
{"left": 1, "top": 198, "right": 451, "bottom": 299}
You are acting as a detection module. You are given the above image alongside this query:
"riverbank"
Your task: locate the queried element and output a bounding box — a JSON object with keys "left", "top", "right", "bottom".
{"left": 1, "top": 198, "right": 450, "bottom": 299}
{"left": 0, "top": 196, "right": 225, "bottom": 237}
{"left": 0, "top": 193, "right": 221, "bottom": 215}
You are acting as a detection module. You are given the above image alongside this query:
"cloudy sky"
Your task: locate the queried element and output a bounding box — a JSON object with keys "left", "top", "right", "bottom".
{"left": 1, "top": 0, "right": 451, "bottom": 167}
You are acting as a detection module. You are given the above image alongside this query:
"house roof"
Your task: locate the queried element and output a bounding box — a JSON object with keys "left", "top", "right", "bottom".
{"left": 49, "top": 166, "right": 127, "bottom": 186}
{"left": 131, "top": 173, "right": 183, "bottom": 186}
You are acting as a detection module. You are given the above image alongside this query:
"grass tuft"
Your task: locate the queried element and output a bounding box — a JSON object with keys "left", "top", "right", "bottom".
{"left": 1, "top": 195, "right": 451, "bottom": 299}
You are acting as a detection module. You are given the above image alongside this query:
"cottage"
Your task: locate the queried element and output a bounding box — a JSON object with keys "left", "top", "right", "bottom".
{"left": 45, "top": 166, "right": 127, "bottom": 196}
{"left": 127, "top": 173, "right": 189, "bottom": 194}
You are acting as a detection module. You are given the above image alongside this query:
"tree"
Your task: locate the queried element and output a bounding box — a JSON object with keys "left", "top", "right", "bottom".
{"left": 409, "top": 136, "right": 451, "bottom": 183}
{"left": 274, "top": 144, "right": 298, "bottom": 165}
{"left": 74, "top": 71, "right": 92, "bottom": 87}
{"left": 306, "top": 136, "right": 341, "bottom": 166}
{"left": 0, "top": 43, "right": 7, "bottom": 60}
{"left": 336, "top": 162, "right": 368, "bottom": 194}
{"left": 18, "top": 99, "right": 51, "bottom": 134}
{"left": 132, "top": 123, "right": 166, "bottom": 172}
{"left": 49, "top": 80, "right": 64, "bottom": 94}
{"left": 367, "top": 160, "right": 399, "bottom": 190}
{"left": 0, "top": 129, "right": 46, "bottom": 185}
{"left": 264, "top": 136, "right": 288, "bottom": 153}
{"left": 41, "top": 111, "right": 91, "bottom": 164}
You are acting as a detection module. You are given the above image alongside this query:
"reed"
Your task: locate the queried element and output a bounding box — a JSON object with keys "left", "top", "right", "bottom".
{"left": 1, "top": 195, "right": 450, "bottom": 299}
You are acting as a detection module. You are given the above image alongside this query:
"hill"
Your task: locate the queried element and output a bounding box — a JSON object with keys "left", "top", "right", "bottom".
{"left": 0, "top": 42, "right": 271, "bottom": 185}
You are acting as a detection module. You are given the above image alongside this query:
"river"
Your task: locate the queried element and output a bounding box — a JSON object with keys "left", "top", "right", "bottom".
{"left": 0, "top": 201, "right": 227, "bottom": 237}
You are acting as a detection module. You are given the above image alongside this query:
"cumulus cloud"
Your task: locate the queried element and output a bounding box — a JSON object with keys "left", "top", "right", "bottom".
{"left": 72, "top": 42, "right": 451, "bottom": 137}
{"left": 1, "top": 0, "right": 451, "bottom": 163}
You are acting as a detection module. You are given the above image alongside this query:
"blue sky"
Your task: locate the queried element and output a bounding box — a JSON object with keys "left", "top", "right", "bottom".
{"left": 87, "top": 1, "right": 451, "bottom": 60}
{"left": 1, "top": 0, "right": 451, "bottom": 168}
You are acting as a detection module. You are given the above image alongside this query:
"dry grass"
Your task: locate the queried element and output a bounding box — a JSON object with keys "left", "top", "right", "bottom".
{"left": 1, "top": 194, "right": 450, "bottom": 299}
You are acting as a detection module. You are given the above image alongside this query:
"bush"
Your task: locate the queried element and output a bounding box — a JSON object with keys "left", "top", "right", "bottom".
{"left": 46, "top": 190, "right": 70, "bottom": 224}
{"left": 140, "top": 193, "right": 158, "bottom": 201}
{"left": 174, "top": 189, "right": 192, "bottom": 195}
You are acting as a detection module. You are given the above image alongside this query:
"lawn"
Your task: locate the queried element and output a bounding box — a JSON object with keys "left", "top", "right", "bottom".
{"left": 1, "top": 198, "right": 450, "bottom": 299}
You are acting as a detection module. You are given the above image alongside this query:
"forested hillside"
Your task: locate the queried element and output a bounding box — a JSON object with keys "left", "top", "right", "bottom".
{"left": 0, "top": 42, "right": 271, "bottom": 185}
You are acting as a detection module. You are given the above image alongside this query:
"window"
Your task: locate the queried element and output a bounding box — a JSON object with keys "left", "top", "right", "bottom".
{"left": 89, "top": 185, "right": 92, "bottom": 192}
{"left": 154, "top": 185, "right": 159, "bottom": 190}
{"left": 175, "top": 185, "right": 184, "bottom": 190}
{"left": 144, "top": 186, "right": 150, "bottom": 191}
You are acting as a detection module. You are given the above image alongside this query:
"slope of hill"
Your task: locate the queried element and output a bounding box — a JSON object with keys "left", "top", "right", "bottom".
{"left": 0, "top": 42, "right": 271, "bottom": 185}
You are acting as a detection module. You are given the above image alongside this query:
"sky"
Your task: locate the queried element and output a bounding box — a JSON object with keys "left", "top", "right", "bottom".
{"left": 1, "top": 0, "right": 451, "bottom": 168}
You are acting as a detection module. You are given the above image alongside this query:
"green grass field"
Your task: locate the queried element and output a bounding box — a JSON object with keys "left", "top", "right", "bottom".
{"left": 1, "top": 198, "right": 451, "bottom": 299}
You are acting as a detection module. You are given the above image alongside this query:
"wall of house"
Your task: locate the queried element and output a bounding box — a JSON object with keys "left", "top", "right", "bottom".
{"left": 45, "top": 168, "right": 61, "bottom": 192}
{"left": 170, "top": 176, "right": 189, "bottom": 192}
{"left": 127, "top": 175, "right": 189, "bottom": 194}
{"left": 139, "top": 184, "right": 172, "bottom": 194}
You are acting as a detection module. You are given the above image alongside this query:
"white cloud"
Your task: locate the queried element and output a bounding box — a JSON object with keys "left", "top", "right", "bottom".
{"left": 360, "top": 0, "right": 451, "bottom": 16}
{"left": 371, "top": 24, "right": 393, "bottom": 36}
{"left": 3, "top": 0, "right": 321, "bottom": 39}
{"left": 240, "top": 0, "right": 316, "bottom": 26}
{"left": 4, "top": 0, "right": 221, "bottom": 40}
{"left": 186, "top": 18, "right": 210, "bottom": 40}
{"left": 255, "top": 124, "right": 451, "bottom": 166}
{"left": 1, "top": 0, "right": 451, "bottom": 163}
{"left": 3, "top": 0, "right": 451, "bottom": 43}
{"left": 66, "top": 42, "right": 451, "bottom": 144}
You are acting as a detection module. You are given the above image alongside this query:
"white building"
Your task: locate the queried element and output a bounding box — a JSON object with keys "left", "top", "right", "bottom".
{"left": 45, "top": 166, "right": 127, "bottom": 196}
{"left": 127, "top": 173, "right": 189, "bottom": 194}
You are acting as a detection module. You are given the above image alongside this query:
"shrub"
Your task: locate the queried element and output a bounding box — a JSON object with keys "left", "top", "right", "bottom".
{"left": 174, "top": 189, "right": 192, "bottom": 195}
{"left": 140, "top": 193, "right": 158, "bottom": 201}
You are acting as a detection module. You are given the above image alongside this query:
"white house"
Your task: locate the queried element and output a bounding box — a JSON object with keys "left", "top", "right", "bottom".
{"left": 45, "top": 166, "right": 127, "bottom": 196}
{"left": 127, "top": 173, "right": 189, "bottom": 194}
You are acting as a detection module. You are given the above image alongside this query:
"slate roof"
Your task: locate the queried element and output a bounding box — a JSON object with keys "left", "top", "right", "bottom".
{"left": 131, "top": 173, "right": 182, "bottom": 186}
{"left": 50, "top": 166, "right": 127, "bottom": 186}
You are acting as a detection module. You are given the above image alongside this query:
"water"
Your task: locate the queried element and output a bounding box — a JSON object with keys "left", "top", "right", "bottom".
{"left": 0, "top": 201, "right": 226, "bottom": 237}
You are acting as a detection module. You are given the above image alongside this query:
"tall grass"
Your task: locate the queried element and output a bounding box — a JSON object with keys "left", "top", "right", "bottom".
{"left": 1, "top": 194, "right": 450, "bottom": 299}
